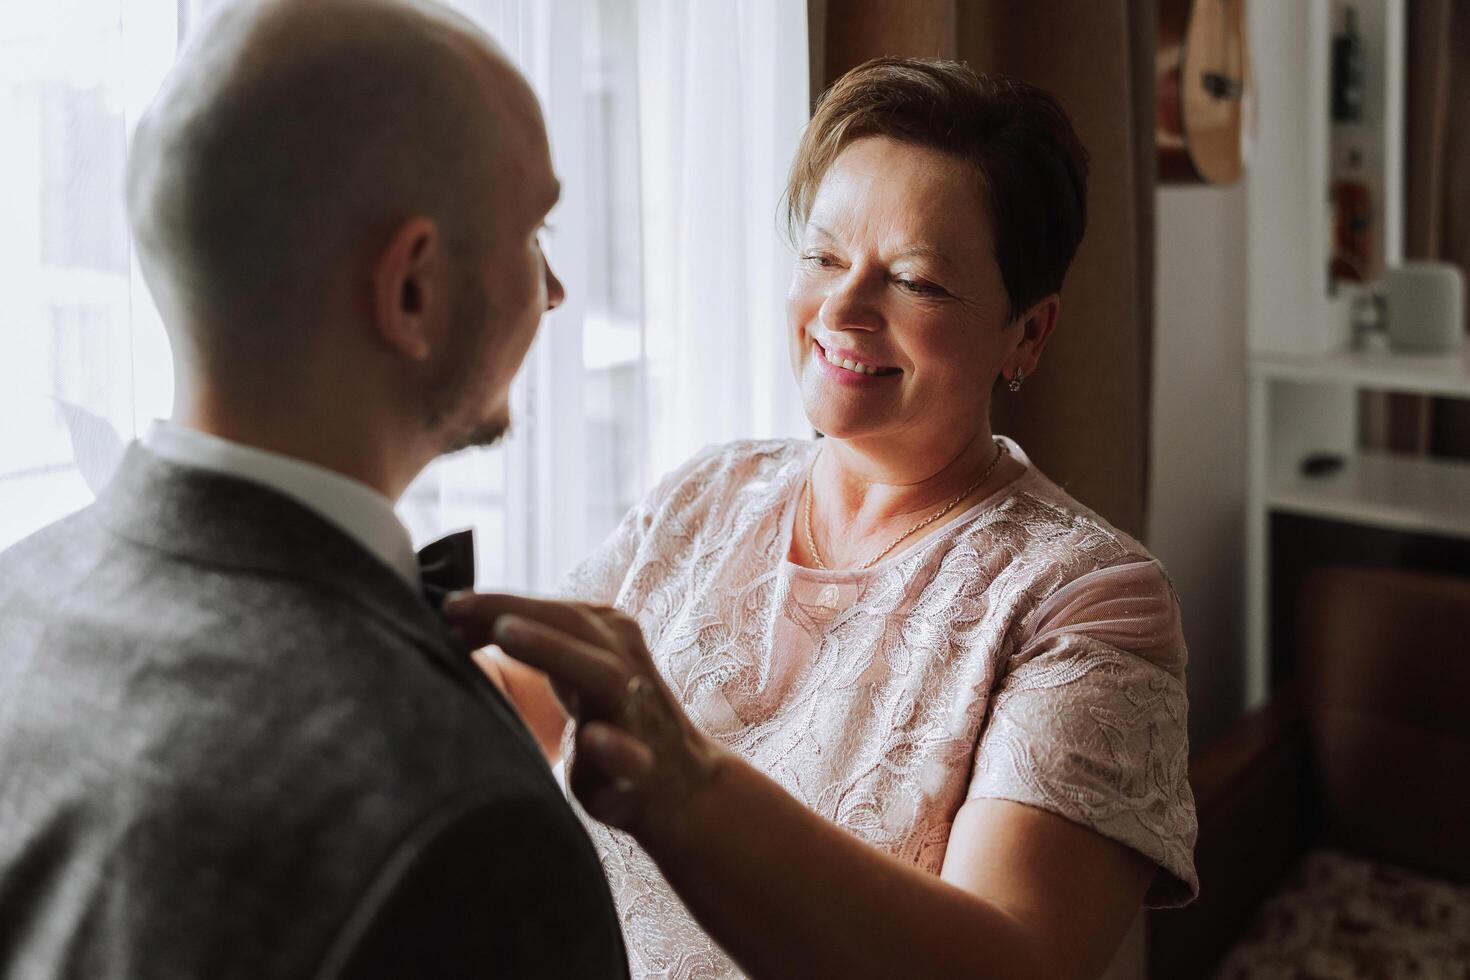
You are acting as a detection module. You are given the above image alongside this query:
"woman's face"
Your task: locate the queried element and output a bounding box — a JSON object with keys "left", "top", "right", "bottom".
{"left": 787, "top": 136, "right": 1024, "bottom": 455}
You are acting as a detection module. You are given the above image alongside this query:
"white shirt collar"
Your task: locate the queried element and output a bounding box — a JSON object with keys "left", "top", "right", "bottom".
{"left": 140, "top": 421, "right": 420, "bottom": 588}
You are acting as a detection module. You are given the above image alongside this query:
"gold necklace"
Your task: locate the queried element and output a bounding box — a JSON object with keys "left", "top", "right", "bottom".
{"left": 803, "top": 439, "right": 1008, "bottom": 571}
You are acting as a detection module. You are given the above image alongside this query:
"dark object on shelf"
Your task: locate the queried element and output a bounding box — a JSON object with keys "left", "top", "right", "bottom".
{"left": 1332, "top": 6, "right": 1365, "bottom": 122}
{"left": 1300, "top": 453, "right": 1346, "bottom": 477}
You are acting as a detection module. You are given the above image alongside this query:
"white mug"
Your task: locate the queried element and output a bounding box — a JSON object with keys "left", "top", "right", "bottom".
{"left": 1384, "top": 261, "right": 1465, "bottom": 353}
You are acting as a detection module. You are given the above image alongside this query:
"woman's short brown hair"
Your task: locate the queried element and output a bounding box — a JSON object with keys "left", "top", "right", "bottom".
{"left": 786, "top": 58, "right": 1089, "bottom": 324}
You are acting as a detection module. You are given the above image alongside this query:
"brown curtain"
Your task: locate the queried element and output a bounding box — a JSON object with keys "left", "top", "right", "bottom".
{"left": 812, "top": 0, "right": 1158, "bottom": 539}
{"left": 1385, "top": 0, "right": 1470, "bottom": 457}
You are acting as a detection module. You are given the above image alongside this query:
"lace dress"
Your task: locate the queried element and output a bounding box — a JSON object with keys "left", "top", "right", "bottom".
{"left": 563, "top": 437, "right": 1198, "bottom": 980}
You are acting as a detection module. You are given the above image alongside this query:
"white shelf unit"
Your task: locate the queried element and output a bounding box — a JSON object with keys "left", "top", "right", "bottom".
{"left": 1252, "top": 348, "right": 1470, "bottom": 398}
{"left": 1245, "top": 351, "right": 1470, "bottom": 707}
{"left": 1242, "top": 0, "right": 1419, "bottom": 709}
{"left": 1270, "top": 450, "right": 1470, "bottom": 537}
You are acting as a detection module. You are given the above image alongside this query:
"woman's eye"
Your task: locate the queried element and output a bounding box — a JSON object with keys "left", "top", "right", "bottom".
{"left": 895, "top": 276, "right": 944, "bottom": 296}
{"left": 801, "top": 253, "right": 839, "bottom": 269}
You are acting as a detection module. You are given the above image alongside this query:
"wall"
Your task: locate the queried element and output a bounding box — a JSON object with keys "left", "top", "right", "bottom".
{"left": 1149, "top": 184, "right": 1248, "bottom": 748}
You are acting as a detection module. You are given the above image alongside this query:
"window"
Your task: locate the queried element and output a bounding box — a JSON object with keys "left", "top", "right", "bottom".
{"left": 0, "top": 0, "right": 174, "bottom": 550}
{"left": 0, "top": 0, "right": 809, "bottom": 590}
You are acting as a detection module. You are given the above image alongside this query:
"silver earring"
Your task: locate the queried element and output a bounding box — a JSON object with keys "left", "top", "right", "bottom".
{"left": 1008, "top": 369, "right": 1025, "bottom": 393}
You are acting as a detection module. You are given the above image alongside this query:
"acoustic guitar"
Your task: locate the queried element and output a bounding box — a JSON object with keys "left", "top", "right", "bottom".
{"left": 1157, "top": 0, "right": 1250, "bottom": 185}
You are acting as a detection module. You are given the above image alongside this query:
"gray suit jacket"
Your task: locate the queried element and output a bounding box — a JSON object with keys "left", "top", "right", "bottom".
{"left": 0, "top": 447, "right": 628, "bottom": 979}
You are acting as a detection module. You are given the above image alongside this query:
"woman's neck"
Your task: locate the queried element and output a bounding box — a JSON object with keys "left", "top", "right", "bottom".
{"left": 799, "top": 427, "right": 1015, "bottom": 570}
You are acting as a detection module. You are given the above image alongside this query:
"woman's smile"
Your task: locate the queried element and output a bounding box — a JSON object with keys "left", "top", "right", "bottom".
{"left": 809, "top": 336, "right": 901, "bottom": 382}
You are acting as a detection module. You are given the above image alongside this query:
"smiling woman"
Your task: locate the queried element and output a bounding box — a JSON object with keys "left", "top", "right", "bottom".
{"left": 791, "top": 138, "right": 1021, "bottom": 480}
{"left": 487, "top": 57, "right": 1198, "bottom": 980}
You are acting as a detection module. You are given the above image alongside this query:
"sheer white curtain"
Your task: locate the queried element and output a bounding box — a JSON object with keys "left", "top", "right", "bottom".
{"left": 0, "top": 0, "right": 809, "bottom": 592}
{"left": 0, "top": 0, "right": 175, "bottom": 551}
{"left": 634, "top": 0, "right": 812, "bottom": 480}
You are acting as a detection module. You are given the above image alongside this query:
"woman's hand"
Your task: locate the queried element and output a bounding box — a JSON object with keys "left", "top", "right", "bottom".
{"left": 443, "top": 593, "right": 722, "bottom": 840}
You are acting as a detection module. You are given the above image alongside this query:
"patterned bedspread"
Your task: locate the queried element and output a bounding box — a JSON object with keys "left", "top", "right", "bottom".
{"left": 1214, "top": 849, "right": 1470, "bottom": 980}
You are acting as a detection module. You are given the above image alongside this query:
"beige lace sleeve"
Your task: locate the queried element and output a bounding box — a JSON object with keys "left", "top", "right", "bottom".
{"left": 966, "top": 559, "right": 1199, "bottom": 907}
{"left": 559, "top": 443, "right": 728, "bottom": 605}
{"left": 560, "top": 502, "right": 649, "bottom": 606}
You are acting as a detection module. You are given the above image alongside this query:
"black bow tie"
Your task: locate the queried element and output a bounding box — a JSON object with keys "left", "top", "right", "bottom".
{"left": 417, "top": 528, "right": 476, "bottom": 610}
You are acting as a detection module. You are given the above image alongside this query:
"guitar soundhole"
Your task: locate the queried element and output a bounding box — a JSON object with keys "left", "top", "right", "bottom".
{"left": 1201, "top": 71, "right": 1244, "bottom": 101}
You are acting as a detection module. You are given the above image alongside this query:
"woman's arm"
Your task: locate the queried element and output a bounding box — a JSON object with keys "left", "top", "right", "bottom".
{"left": 940, "top": 798, "right": 1153, "bottom": 978}
{"left": 447, "top": 594, "right": 1154, "bottom": 980}
{"left": 639, "top": 744, "right": 1151, "bottom": 980}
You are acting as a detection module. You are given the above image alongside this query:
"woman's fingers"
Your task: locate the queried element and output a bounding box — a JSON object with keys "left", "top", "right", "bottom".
{"left": 443, "top": 592, "right": 610, "bottom": 651}
{"left": 580, "top": 721, "right": 656, "bottom": 782}
{"left": 492, "top": 614, "right": 629, "bottom": 714}
{"left": 602, "top": 612, "right": 655, "bottom": 668}
{"left": 444, "top": 591, "right": 707, "bottom": 833}
{"left": 573, "top": 721, "right": 657, "bottom": 828}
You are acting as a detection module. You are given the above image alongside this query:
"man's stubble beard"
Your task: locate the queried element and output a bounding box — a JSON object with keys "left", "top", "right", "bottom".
{"left": 425, "top": 271, "right": 512, "bottom": 456}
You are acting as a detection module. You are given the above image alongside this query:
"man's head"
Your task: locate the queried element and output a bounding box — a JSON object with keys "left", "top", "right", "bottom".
{"left": 127, "top": 0, "right": 562, "bottom": 474}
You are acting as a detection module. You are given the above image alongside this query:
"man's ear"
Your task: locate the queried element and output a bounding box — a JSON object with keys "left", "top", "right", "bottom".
{"left": 1005, "top": 294, "right": 1060, "bottom": 381}
{"left": 372, "top": 216, "right": 445, "bottom": 362}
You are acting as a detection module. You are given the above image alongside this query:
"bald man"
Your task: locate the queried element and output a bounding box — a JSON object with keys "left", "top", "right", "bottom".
{"left": 0, "top": 1, "right": 627, "bottom": 977}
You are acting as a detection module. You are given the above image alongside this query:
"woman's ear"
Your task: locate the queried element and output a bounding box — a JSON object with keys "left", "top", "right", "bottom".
{"left": 1006, "top": 294, "right": 1060, "bottom": 380}
{"left": 372, "top": 216, "right": 445, "bottom": 362}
